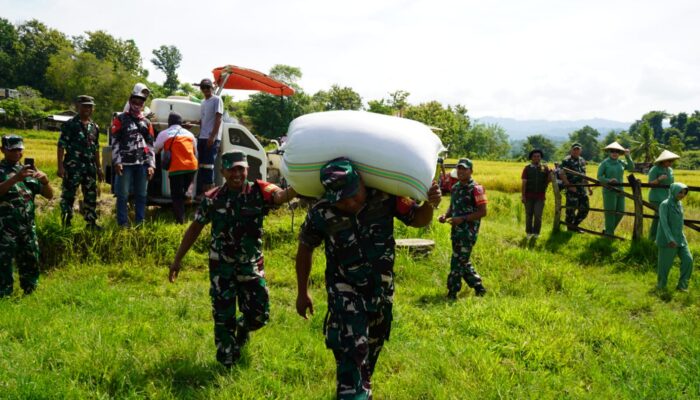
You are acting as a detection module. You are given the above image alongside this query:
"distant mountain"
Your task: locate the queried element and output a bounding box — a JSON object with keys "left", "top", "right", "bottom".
{"left": 475, "top": 117, "right": 631, "bottom": 140}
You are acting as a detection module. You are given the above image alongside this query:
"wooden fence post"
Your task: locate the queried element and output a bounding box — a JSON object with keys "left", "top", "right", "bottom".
{"left": 628, "top": 174, "right": 643, "bottom": 240}
{"left": 552, "top": 165, "right": 561, "bottom": 232}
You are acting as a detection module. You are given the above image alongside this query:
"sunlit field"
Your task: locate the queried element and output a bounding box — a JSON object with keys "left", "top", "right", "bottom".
{"left": 0, "top": 130, "right": 698, "bottom": 399}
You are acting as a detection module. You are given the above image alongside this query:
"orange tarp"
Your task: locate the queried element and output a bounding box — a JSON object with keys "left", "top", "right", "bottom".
{"left": 212, "top": 65, "right": 295, "bottom": 96}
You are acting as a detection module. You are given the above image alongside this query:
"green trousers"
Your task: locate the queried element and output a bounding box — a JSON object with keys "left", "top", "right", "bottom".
{"left": 649, "top": 201, "right": 661, "bottom": 240}
{"left": 603, "top": 190, "right": 625, "bottom": 235}
{"left": 657, "top": 245, "right": 694, "bottom": 290}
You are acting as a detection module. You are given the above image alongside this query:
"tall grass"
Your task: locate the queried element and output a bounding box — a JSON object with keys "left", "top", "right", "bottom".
{"left": 0, "top": 134, "right": 698, "bottom": 399}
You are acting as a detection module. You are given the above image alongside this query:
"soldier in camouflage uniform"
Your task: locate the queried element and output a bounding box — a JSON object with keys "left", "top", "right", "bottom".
{"left": 558, "top": 143, "right": 592, "bottom": 231}
{"left": 58, "top": 95, "right": 103, "bottom": 228}
{"left": 0, "top": 135, "right": 53, "bottom": 297}
{"left": 169, "top": 151, "right": 296, "bottom": 367}
{"left": 439, "top": 158, "right": 487, "bottom": 299}
{"left": 296, "top": 158, "right": 441, "bottom": 400}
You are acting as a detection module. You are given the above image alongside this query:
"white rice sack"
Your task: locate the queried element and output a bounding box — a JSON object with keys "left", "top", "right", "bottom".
{"left": 281, "top": 110, "right": 445, "bottom": 201}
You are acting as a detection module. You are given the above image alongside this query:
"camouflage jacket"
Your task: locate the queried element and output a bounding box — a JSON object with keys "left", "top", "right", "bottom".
{"left": 110, "top": 112, "right": 155, "bottom": 168}
{"left": 560, "top": 155, "right": 587, "bottom": 193}
{"left": 449, "top": 179, "right": 487, "bottom": 234}
{"left": 195, "top": 180, "right": 281, "bottom": 264}
{"left": 299, "top": 188, "right": 418, "bottom": 308}
{"left": 59, "top": 115, "right": 99, "bottom": 168}
{"left": 0, "top": 160, "right": 42, "bottom": 225}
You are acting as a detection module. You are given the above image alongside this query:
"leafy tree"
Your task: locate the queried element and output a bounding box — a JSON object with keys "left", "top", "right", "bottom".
{"left": 247, "top": 91, "right": 311, "bottom": 138}
{"left": 670, "top": 112, "right": 688, "bottom": 132}
{"left": 629, "top": 121, "right": 663, "bottom": 162}
{"left": 684, "top": 112, "right": 700, "bottom": 149}
{"left": 14, "top": 19, "right": 72, "bottom": 96}
{"left": 47, "top": 48, "right": 137, "bottom": 127}
{"left": 0, "top": 86, "right": 52, "bottom": 128}
{"left": 464, "top": 123, "right": 511, "bottom": 159}
{"left": 567, "top": 125, "right": 601, "bottom": 161}
{"left": 76, "top": 30, "right": 144, "bottom": 75}
{"left": 366, "top": 99, "right": 393, "bottom": 115}
{"left": 667, "top": 135, "right": 685, "bottom": 155}
{"left": 151, "top": 45, "right": 182, "bottom": 95}
{"left": 312, "top": 85, "right": 362, "bottom": 111}
{"left": 642, "top": 111, "right": 668, "bottom": 141}
{"left": 404, "top": 101, "right": 471, "bottom": 156}
{"left": 389, "top": 90, "right": 410, "bottom": 117}
{"left": 269, "top": 64, "right": 302, "bottom": 90}
{"left": 522, "top": 135, "right": 556, "bottom": 161}
{"left": 0, "top": 18, "right": 19, "bottom": 87}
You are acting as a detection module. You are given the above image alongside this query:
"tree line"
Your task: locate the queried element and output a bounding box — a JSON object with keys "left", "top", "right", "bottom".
{"left": 1, "top": 19, "right": 698, "bottom": 167}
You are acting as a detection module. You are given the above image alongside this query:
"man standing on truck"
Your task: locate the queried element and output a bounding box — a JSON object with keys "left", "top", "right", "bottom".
{"left": 196, "top": 78, "right": 223, "bottom": 195}
{"left": 168, "top": 150, "right": 297, "bottom": 368}
{"left": 111, "top": 89, "right": 155, "bottom": 227}
{"left": 57, "top": 95, "right": 103, "bottom": 229}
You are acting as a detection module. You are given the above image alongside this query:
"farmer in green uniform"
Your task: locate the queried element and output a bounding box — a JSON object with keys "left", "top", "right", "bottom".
{"left": 648, "top": 150, "right": 679, "bottom": 239}
{"left": 0, "top": 135, "right": 54, "bottom": 297}
{"left": 58, "top": 95, "right": 103, "bottom": 228}
{"left": 168, "top": 151, "right": 296, "bottom": 367}
{"left": 438, "top": 158, "right": 488, "bottom": 299}
{"left": 597, "top": 141, "right": 635, "bottom": 236}
{"left": 655, "top": 182, "right": 693, "bottom": 291}
{"left": 559, "top": 143, "right": 592, "bottom": 231}
{"left": 295, "top": 157, "right": 440, "bottom": 400}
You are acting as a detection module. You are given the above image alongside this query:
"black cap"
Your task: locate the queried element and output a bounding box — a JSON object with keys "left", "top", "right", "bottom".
{"left": 199, "top": 78, "right": 213, "bottom": 88}
{"left": 168, "top": 112, "right": 183, "bottom": 126}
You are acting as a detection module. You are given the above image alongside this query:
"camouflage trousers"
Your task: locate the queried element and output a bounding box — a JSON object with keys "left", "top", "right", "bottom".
{"left": 325, "top": 287, "right": 393, "bottom": 400}
{"left": 0, "top": 221, "right": 40, "bottom": 297}
{"left": 209, "top": 258, "right": 270, "bottom": 366}
{"left": 448, "top": 231, "right": 483, "bottom": 295}
{"left": 61, "top": 165, "right": 98, "bottom": 223}
{"left": 564, "top": 190, "right": 589, "bottom": 227}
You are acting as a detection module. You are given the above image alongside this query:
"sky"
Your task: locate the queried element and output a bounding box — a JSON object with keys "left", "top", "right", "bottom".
{"left": 2, "top": 0, "right": 699, "bottom": 122}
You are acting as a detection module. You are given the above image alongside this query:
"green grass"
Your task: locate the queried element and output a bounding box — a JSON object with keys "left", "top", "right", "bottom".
{"left": 0, "top": 134, "right": 699, "bottom": 399}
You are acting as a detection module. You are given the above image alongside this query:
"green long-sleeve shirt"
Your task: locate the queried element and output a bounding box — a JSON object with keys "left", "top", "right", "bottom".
{"left": 656, "top": 183, "right": 688, "bottom": 247}
{"left": 597, "top": 154, "right": 635, "bottom": 193}
{"left": 647, "top": 165, "right": 674, "bottom": 203}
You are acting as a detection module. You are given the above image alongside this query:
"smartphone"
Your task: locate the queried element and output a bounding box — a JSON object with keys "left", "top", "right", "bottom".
{"left": 24, "top": 157, "right": 35, "bottom": 170}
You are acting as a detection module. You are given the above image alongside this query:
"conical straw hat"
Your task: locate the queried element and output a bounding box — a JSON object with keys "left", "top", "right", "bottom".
{"left": 654, "top": 150, "right": 680, "bottom": 164}
{"left": 604, "top": 141, "right": 625, "bottom": 151}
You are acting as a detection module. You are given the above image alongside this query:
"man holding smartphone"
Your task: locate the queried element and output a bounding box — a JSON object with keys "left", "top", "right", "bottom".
{"left": 58, "top": 95, "right": 103, "bottom": 229}
{"left": 0, "top": 135, "right": 53, "bottom": 297}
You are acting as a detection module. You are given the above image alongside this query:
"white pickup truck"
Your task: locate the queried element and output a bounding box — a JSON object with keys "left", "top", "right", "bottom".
{"left": 102, "top": 64, "right": 294, "bottom": 204}
{"left": 102, "top": 96, "right": 285, "bottom": 204}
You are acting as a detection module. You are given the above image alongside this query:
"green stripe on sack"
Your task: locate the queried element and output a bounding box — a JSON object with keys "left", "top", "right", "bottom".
{"left": 285, "top": 160, "right": 428, "bottom": 194}
{"left": 354, "top": 162, "right": 428, "bottom": 193}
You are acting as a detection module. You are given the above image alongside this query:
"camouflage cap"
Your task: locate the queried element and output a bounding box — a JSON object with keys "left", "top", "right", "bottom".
{"left": 1, "top": 135, "right": 24, "bottom": 150}
{"left": 320, "top": 157, "right": 360, "bottom": 203}
{"left": 76, "top": 95, "right": 95, "bottom": 105}
{"left": 456, "top": 158, "right": 473, "bottom": 169}
{"left": 571, "top": 142, "right": 582, "bottom": 149}
{"left": 222, "top": 150, "right": 248, "bottom": 169}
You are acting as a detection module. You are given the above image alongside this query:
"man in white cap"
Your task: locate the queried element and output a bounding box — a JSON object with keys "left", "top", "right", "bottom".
{"left": 597, "top": 141, "right": 635, "bottom": 235}
{"left": 123, "top": 83, "right": 151, "bottom": 115}
{"left": 648, "top": 150, "right": 680, "bottom": 239}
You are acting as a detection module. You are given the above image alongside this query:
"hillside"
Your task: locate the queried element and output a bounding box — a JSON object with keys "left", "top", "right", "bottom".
{"left": 476, "top": 117, "right": 631, "bottom": 140}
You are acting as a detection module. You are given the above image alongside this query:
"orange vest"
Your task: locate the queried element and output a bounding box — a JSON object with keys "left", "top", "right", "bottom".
{"left": 164, "top": 135, "right": 198, "bottom": 172}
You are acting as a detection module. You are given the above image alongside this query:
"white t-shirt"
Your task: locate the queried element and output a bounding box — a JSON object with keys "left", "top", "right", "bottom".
{"left": 199, "top": 95, "right": 223, "bottom": 140}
